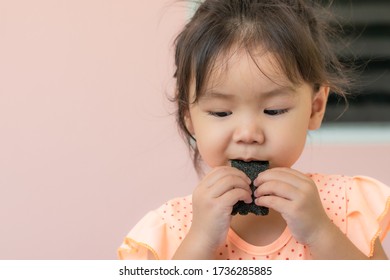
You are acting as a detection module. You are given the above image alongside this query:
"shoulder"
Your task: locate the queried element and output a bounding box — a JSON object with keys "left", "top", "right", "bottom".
{"left": 309, "top": 173, "right": 390, "bottom": 257}
{"left": 309, "top": 173, "right": 353, "bottom": 212}
{"left": 132, "top": 195, "right": 193, "bottom": 232}
{"left": 142, "top": 194, "right": 194, "bottom": 243}
{"left": 155, "top": 195, "right": 193, "bottom": 222}
{"left": 309, "top": 173, "right": 389, "bottom": 218}
{"left": 309, "top": 173, "right": 352, "bottom": 228}
{"left": 308, "top": 173, "right": 353, "bottom": 190}
{"left": 308, "top": 173, "right": 390, "bottom": 196}
{"left": 346, "top": 175, "right": 390, "bottom": 256}
{"left": 118, "top": 195, "right": 193, "bottom": 260}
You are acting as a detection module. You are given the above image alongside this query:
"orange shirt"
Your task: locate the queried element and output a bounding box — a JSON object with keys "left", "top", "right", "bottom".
{"left": 118, "top": 174, "right": 390, "bottom": 260}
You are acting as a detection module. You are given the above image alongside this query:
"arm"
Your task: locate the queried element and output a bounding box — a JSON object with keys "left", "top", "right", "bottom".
{"left": 307, "top": 217, "right": 388, "bottom": 259}
{"left": 172, "top": 229, "right": 216, "bottom": 259}
{"left": 172, "top": 166, "right": 252, "bottom": 260}
{"left": 255, "top": 168, "right": 388, "bottom": 260}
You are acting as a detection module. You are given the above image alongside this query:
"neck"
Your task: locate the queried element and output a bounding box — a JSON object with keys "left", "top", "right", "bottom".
{"left": 230, "top": 209, "right": 286, "bottom": 246}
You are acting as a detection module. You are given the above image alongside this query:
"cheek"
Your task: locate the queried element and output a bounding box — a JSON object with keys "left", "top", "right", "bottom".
{"left": 195, "top": 125, "right": 230, "bottom": 167}
{"left": 269, "top": 120, "right": 309, "bottom": 167}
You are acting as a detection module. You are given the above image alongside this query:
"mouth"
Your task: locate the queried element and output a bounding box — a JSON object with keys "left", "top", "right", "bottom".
{"left": 231, "top": 158, "right": 268, "bottom": 163}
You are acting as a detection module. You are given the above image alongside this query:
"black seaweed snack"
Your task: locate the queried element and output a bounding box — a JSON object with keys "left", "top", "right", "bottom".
{"left": 231, "top": 160, "right": 269, "bottom": 216}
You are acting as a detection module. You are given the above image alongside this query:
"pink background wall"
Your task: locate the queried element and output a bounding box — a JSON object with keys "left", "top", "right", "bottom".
{"left": 0, "top": 1, "right": 388, "bottom": 259}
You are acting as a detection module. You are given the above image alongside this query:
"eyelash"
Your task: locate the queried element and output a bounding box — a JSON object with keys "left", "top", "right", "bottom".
{"left": 264, "top": 109, "right": 289, "bottom": 116}
{"left": 208, "top": 109, "right": 289, "bottom": 117}
{"left": 208, "top": 111, "right": 232, "bottom": 117}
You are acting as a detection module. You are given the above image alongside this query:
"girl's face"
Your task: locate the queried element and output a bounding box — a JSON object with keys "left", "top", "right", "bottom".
{"left": 185, "top": 50, "right": 329, "bottom": 169}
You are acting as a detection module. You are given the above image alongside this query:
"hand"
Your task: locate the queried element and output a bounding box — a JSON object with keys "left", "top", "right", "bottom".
{"left": 254, "top": 167, "right": 331, "bottom": 245}
{"left": 190, "top": 166, "right": 252, "bottom": 252}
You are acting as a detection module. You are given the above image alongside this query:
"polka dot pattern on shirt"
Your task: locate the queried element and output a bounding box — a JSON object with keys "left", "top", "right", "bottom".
{"left": 310, "top": 174, "right": 352, "bottom": 233}
{"left": 160, "top": 196, "right": 193, "bottom": 241}
{"left": 125, "top": 173, "right": 382, "bottom": 260}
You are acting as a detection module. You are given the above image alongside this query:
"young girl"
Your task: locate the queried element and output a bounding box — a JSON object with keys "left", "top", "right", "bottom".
{"left": 118, "top": 0, "right": 390, "bottom": 260}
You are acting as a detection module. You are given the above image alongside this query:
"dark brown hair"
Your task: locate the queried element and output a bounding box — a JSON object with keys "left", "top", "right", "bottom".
{"left": 172, "top": 0, "right": 351, "bottom": 171}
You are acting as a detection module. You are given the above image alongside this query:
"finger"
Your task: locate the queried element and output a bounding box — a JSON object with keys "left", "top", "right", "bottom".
{"left": 203, "top": 166, "right": 251, "bottom": 189}
{"left": 219, "top": 187, "right": 253, "bottom": 206}
{"left": 254, "top": 180, "right": 298, "bottom": 201}
{"left": 209, "top": 175, "right": 252, "bottom": 199}
{"left": 254, "top": 167, "right": 309, "bottom": 188}
{"left": 255, "top": 194, "right": 291, "bottom": 213}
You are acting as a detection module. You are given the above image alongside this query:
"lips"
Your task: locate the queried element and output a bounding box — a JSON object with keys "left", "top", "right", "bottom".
{"left": 231, "top": 158, "right": 267, "bottom": 163}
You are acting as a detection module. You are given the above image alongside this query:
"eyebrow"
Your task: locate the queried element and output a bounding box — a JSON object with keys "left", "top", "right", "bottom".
{"left": 261, "top": 86, "right": 297, "bottom": 99}
{"left": 200, "top": 85, "right": 296, "bottom": 101}
{"left": 200, "top": 91, "right": 235, "bottom": 100}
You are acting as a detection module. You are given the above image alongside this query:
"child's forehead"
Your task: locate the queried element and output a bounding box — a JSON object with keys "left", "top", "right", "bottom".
{"left": 205, "top": 47, "right": 293, "bottom": 88}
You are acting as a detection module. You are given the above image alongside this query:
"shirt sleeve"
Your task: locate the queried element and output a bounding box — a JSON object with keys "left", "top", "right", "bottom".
{"left": 117, "top": 197, "right": 191, "bottom": 260}
{"left": 117, "top": 211, "right": 165, "bottom": 260}
{"left": 346, "top": 176, "right": 390, "bottom": 257}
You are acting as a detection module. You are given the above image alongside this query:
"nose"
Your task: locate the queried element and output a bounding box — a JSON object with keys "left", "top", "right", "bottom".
{"left": 232, "top": 118, "right": 265, "bottom": 145}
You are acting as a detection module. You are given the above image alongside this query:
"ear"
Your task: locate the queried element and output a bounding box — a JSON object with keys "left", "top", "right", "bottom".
{"left": 308, "top": 86, "right": 330, "bottom": 130}
{"left": 184, "top": 110, "right": 195, "bottom": 136}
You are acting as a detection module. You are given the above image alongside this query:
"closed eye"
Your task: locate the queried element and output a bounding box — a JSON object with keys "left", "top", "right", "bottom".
{"left": 208, "top": 111, "right": 232, "bottom": 117}
{"left": 264, "top": 109, "right": 289, "bottom": 116}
